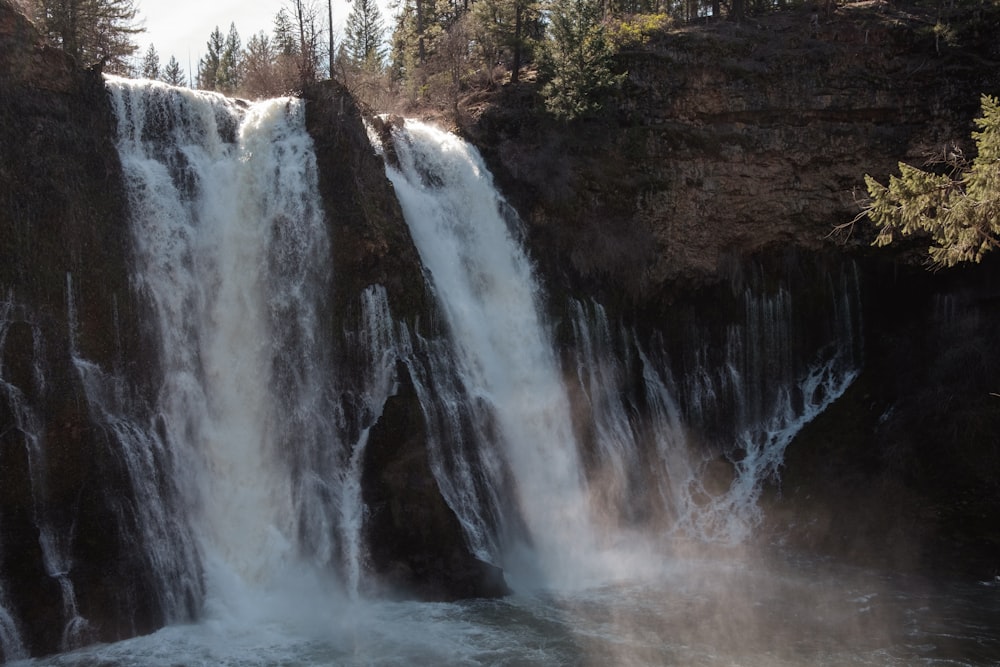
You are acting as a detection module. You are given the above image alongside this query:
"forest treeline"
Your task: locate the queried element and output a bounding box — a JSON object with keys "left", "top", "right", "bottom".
{"left": 11, "top": 0, "right": 1000, "bottom": 118}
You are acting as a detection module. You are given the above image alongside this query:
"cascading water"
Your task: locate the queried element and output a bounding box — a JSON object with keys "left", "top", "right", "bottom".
{"left": 104, "top": 76, "right": 383, "bottom": 620}
{"left": 0, "top": 299, "right": 36, "bottom": 662}
{"left": 379, "top": 119, "right": 863, "bottom": 588}
{"left": 382, "top": 120, "right": 602, "bottom": 588}
{"left": 9, "top": 95, "right": 999, "bottom": 667}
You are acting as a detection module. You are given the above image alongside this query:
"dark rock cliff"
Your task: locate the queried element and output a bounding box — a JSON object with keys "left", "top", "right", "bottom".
{"left": 1, "top": 0, "right": 168, "bottom": 656}
{"left": 302, "top": 80, "right": 507, "bottom": 603}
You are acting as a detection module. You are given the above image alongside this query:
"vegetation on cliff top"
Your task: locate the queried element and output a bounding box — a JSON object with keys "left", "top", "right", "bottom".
{"left": 862, "top": 95, "right": 1000, "bottom": 268}
{"left": 14, "top": 0, "right": 998, "bottom": 122}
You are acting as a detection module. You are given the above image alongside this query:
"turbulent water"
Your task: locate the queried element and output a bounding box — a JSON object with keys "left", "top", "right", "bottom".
{"left": 5, "top": 81, "right": 999, "bottom": 665}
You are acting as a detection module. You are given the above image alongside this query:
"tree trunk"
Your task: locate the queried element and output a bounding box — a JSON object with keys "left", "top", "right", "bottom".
{"left": 511, "top": 1, "right": 522, "bottom": 84}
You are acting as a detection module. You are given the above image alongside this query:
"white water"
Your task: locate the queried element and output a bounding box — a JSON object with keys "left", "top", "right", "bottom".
{"left": 383, "top": 121, "right": 601, "bottom": 589}
{"left": 105, "top": 76, "right": 364, "bottom": 625}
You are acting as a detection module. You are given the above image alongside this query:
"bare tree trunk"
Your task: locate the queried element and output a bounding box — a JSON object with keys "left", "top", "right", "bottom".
{"left": 328, "top": 0, "right": 334, "bottom": 78}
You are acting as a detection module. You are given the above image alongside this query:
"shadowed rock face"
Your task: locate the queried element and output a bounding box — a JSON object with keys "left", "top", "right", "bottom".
{"left": 303, "top": 79, "right": 508, "bottom": 602}
{"left": 361, "top": 361, "right": 511, "bottom": 601}
{"left": 1, "top": 0, "right": 166, "bottom": 657}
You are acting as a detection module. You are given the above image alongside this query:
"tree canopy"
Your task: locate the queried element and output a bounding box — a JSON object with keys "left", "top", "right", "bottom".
{"left": 863, "top": 95, "right": 1000, "bottom": 268}
{"left": 23, "top": 0, "right": 143, "bottom": 74}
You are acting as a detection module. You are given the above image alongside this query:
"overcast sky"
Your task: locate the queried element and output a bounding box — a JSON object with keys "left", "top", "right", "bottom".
{"left": 135, "top": 0, "right": 365, "bottom": 82}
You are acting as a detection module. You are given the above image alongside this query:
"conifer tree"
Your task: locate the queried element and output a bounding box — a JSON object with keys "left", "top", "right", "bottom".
{"left": 162, "top": 55, "right": 186, "bottom": 86}
{"left": 141, "top": 42, "right": 160, "bottom": 79}
{"left": 217, "top": 22, "right": 243, "bottom": 93}
{"left": 25, "top": 0, "right": 143, "bottom": 73}
{"left": 470, "top": 0, "right": 540, "bottom": 84}
{"left": 344, "top": 0, "right": 386, "bottom": 70}
{"left": 274, "top": 7, "right": 298, "bottom": 56}
{"left": 197, "top": 26, "right": 224, "bottom": 90}
{"left": 541, "top": 0, "right": 623, "bottom": 119}
{"left": 863, "top": 95, "right": 1000, "bottom": 268}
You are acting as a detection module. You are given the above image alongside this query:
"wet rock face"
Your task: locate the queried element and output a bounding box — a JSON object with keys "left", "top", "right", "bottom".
{"left": 303, "top": 80, "right": 507, "bottom": 601}
{"left": 761, "top": 256, "right": 1000, "bottom": 577}
{"left": 361, "top": 362, "right": 510, "bottom": 601}
{"left": 1, "top": 0, "right": 165, "bottom": 657}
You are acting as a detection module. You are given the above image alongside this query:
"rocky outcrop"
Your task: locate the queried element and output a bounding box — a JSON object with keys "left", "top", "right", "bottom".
{"left": 361, "top": 361, "right": 510, "bottom": 600}
{"left": 460, "top": 3, "right": 1000, "bottom": 308}
{"left": 303, "top": 79, "right": 506, "bottom": 602}
{"left": 761, "top": 254, "right": 1000, "bottom": 576}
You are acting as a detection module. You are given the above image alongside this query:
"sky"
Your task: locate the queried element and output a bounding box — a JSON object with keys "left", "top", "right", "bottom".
{"left": 135, "top": 0, "right": 365, "bottom": 83}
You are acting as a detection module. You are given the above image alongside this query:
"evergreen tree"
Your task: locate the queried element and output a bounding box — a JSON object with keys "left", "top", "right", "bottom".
{"left": 344, "top": 0, "right": 386, "bottom": 69}
{"left": 140, "top": 42, "right": 160, "bottom": 79}
{"left": 162, "top": 55, "right": 186, "bottom": 86}
{"left": 273, "top": 7, "right": 299, "bottom": 56}
{"left": 197, "top": 26, "right": 224, "bottom": 90}
{"left": 272, "top": 8, "right": 303, "bottom": 92}
{"left": 217, "top": 22, "right": 242, "bottom": 93}
{"left": 470, "top": 0, "right": 540, "bottom": 84}
{"left": 863, "top": 95, "right": 1000, "bottom": 268}
{"left": 26, "top": 0, "right": 143, "bottom": 73}
{"left": 541, "top": 0, "right": 623, "bottom": 119}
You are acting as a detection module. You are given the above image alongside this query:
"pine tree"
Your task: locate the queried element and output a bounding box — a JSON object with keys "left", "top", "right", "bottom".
{"left": 197, "top": 26, "right": 225, "bottom": 90}
{"left": 344, "top": 0, "right": 386, "bottom": 69}
{"left": 162, "top": 55, "right": 186, "bottom": 86}
{"left": 140, "top": 43, "right": 160, "bottom": 79}
{"left": 273, "top": 7, "right": 298, "bottom": 57}
{"left": 217, "top": 22, "right": 242, "bottom": 93}
{"left": 541, "top": 0, "right": 623, "bottom": 119}
{"left": 26, "top": 0, "right": 143, "bottom": 73}
{"left": 863, "top": 95, "right": 1000, "bottom": 268}
{"left": 470, "top": 0, "right": 540, "bottom": 84}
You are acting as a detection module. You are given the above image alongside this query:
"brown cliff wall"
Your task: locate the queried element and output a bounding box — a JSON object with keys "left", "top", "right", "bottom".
{"left": 460, "top": 3, "right": 1000, "bottom": 308}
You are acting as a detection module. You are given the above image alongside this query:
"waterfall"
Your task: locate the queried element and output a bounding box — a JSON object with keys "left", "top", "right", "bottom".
{"left": 377, "top": 119, "right": 862, "bottom": 587}
{"left": 382, "top": 120, "right": 599, "bottom": 587}
{"left": 64, "top": 271, "right": 202, "bottom": 627}
{"left": 0, "top": 299, "right": 33, "bottom": 661}
{"left": 0, "top": 288, "right": 95, "bottom": 651}
{"left": 0, "top": 581, "right": 27, "bottom": 663}
{"left": 105, "top": 76, "right": 370, "bottom": 616}
{"left": 563, "top": 260, "right": 862, "bottom": 544}
{"left": 337, "top": 285, "right": 410, "bottom": 597}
